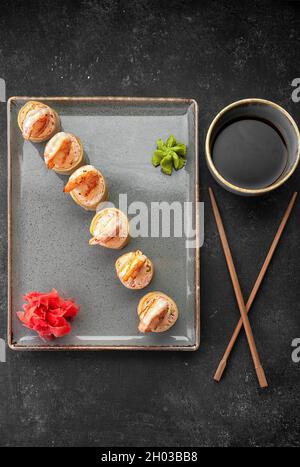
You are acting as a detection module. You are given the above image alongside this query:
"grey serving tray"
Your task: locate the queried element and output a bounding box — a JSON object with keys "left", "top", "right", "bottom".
{"left": 8, "top": 97, "right": 200, "bottom": 351}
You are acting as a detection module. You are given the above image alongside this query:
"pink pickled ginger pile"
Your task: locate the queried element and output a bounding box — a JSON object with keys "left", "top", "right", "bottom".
{"left": 17, "top": 289, "right": 79, "bottom": 339}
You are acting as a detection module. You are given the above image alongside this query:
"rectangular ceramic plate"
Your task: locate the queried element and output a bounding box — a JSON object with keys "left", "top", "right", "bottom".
{"left": 8, "top": 97, "right": 200, "bottom": 351}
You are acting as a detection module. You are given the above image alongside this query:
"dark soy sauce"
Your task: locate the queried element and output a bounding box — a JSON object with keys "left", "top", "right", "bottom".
{"left": 212, "top": 118, "right": 288, "bottom": 190}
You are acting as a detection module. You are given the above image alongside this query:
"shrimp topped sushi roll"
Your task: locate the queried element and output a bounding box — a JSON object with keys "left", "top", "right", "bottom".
{"left": 89, "top": 208, "right": 129, "bottom": 249}
{"left": 18, "top": 100, "right": 60, "bottom": 142}
{"left": 137, "top": 292, "right": 178, "bottom": 333}
{"left": 64, "top": 165, "right": 108, "bottom": 211}
{"left": 115, "top": 250, "right": 153, "bottom": 290}
{"left": 44, "top": 132, "right": 84, "bottom": 175}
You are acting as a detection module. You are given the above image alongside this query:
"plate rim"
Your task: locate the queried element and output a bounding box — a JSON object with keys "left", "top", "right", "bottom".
{"left": 7, "top": 96, "right": 200, "bottom": 351}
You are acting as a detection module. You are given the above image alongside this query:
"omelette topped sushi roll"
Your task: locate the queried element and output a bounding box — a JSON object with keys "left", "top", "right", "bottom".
{"left": 89, "top": 208, "right": 129, "bottom": 249}
{"left": 64, "top": 165, "right": 108, "bottom": 211}
{"left": 18, "top": 100, "right": 60, "bottom": 142}
{"left": 137, "top": 292, "right": 178, "bottom": 333}
{"left": 115, "top": 250, "right": 153, "bottom": 290}
{"left": 44, "top": 132, "right": 84, "bottom": 175}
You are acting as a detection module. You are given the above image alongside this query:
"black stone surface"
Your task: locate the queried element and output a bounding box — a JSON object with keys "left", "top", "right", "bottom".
{"left": 0, "top": 0, "right": 300, "bottom": 447}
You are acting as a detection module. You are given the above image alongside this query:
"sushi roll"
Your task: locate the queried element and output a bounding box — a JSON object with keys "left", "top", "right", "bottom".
{"left": 115, "top": 250, "right": 153, "bottom": 290}
{"left": 64, "top": 165, "right": 108, "bottom": 211}
{"left": 44, "top": 132, "right": 84, "bottom": 175}
{"left": 18, "top": 100, "right": 60, "bottom": 142}
{"left": 89, "top": 208, "right": 129, "bottom": 249}
{"left": 137, "top": 291, "right": 178, "bottom": 333}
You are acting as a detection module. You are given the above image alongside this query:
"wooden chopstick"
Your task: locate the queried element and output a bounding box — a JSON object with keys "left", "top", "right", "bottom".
{"left": 209, "top": 187, "right": 268, "bottom": 388}
{"left": 214, "top": 192, "right": 298, "bottom": 382}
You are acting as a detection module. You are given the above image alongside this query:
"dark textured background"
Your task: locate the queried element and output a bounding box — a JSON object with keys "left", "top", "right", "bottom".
{"left": 0, "top": 0, "right": 299, "bottom": 447}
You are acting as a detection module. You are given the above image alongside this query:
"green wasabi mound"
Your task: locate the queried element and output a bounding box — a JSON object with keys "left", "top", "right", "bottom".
{"left": 151, "top": 135, "right": 187, "bottom": 175}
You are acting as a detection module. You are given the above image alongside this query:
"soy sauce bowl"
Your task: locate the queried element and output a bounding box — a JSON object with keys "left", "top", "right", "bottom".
{"left": 205, "top": 98, "right": 300, "bottom": 196}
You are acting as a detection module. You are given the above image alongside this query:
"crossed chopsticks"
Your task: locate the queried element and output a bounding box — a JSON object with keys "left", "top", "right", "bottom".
{"left": 209, "top": 188, "right": 298, "bottom": 388}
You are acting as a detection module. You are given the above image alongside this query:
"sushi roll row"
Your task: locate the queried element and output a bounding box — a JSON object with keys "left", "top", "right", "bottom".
{"left": 18, "top": 101, "right": 179, "bottom": 334}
